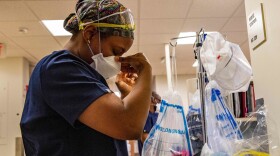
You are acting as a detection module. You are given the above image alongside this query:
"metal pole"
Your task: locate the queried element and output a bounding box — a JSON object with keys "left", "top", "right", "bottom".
{"left": 196, "top": 31, "right": 207, "bottom": 144}
{"left": 165, "top": 44, "right": 172, "bottom": 91}
{"left": 169, "top": 29, "right": 207, "bottom": 144}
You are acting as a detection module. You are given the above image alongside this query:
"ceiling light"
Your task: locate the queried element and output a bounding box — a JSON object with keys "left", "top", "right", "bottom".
{"left": 42, "top": 20, "right": 71, "bottom": 36}
{"left": 177, "top": 31, "right": 216, "bottom": 45}
{"left": 177, "top": 32, "right": 196, "bottom": 45}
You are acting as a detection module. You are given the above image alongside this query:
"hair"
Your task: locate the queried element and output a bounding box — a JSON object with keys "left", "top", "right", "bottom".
{"left": 63, "top": 13, "right": 79, "bottom": 35}
{"left": 63, "top": 0, "right": 127, "bottom": 36}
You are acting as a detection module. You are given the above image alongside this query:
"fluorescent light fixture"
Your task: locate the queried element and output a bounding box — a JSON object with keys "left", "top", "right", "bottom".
{"left": 177, "top": 31, "right": 216, "bottom": 45}
{"left": 42, "top": 20, "right": 71, "bottom": 36}
{"left": 177, "top": 32, "right": 196, "bottom": 45}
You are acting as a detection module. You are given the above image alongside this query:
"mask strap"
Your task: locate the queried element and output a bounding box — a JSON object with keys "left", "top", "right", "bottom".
{"left": 82, "top": 27, "right": 95, "bottom": 56}
{"left": 86, "top": 40, "right": 95, "bottom": 56}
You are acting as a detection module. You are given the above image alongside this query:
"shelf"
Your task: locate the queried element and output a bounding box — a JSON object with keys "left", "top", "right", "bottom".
{"left": 236, "top": 117, "right": 257, "bottom": 122}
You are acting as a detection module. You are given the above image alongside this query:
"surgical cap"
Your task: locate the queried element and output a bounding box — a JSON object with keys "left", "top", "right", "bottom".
{"left": 64, "top": 0, "right": 134, "bottom": 39}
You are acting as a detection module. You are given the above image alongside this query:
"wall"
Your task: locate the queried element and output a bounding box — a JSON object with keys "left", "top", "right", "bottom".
{"left": 245, "top": 0, "right": 280, "bottom": 154}
{"left": 155, "top": 74, "right": 196, "bottom": 113}
{"left": 0, "top": 57, "right": 29, "bottom": 156}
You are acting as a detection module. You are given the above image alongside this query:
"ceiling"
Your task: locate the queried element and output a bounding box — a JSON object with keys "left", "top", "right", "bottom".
{"left": 0, "top": 0, "right": 250, "bottom": 75}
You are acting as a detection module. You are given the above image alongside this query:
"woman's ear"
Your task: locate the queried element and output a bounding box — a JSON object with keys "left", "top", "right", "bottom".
{"left": 82, "top": 26, "right": 98, "bottom": 42}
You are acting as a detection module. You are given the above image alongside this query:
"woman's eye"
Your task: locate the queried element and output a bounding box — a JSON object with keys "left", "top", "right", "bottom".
{"left": 113, "top": 50, "right": 122, "bottom": 56}
{"left": 112, "top": 50, "right": 117, "bottom": 56}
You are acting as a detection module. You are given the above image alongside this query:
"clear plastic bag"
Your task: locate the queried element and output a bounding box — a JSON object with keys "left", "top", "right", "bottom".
{"left": 202, "top": 81, "right": 243, "bottom": 155}
{"left": 142, "top": 91, "right": 193, "bottom": 156}
{"left": 236, "top": 103, "right": 280, "bottom": 155}
{"left": 186, "top": 90, "right": 203, "bottom": 155}
{"left": 201, "top": 81, "right": 280, "bottom": 156}
{"left": 200, "top": 32, "right": 252, "bottom": 93}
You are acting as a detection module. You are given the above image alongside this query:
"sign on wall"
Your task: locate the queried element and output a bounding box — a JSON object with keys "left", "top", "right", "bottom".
{"left": 247, "top": 3, "right": 266, "bottom": 51}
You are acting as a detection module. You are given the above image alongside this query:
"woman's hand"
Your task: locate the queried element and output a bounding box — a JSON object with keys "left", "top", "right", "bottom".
{"left": 115, "top": 53, "right": 151, "bottom": 75}
{"left": 115, "top": 72, "right": 138, "bottom": 99}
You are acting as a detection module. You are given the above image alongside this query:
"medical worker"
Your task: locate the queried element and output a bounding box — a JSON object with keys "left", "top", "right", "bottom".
{"left": 20, "top": 0, "right": 152, "bottom": 155}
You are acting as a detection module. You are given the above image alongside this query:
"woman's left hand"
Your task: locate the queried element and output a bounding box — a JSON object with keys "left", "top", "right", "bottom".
{"left": 115, "top": 71, "right": 138, "bottom": 99}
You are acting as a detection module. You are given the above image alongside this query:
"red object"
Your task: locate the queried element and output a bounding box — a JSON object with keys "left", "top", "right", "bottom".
{"left": 240, "top": 92, "right": 247, "bottom": 117}
{"left": 251, "top": 82, "right": 256, "bottom": 111}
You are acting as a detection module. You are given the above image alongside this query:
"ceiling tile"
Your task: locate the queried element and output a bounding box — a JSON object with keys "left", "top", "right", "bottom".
{"left": 0, "top": 1, "right": 37, "bottom": 21}
{"left": 55, "top": 36, "right": 71, "bottom": 47}
{"left": 25, "top": 48, "right": 56, "bottom": 60}
{"left": 140, "top": 0, "right": 192, "bottom": 19}
{"left": 181, "top": 18, "right": 228, "bottom": 32}
{"left": 5, "top": 44, "right": 38, "bottom": 63}
{"left": 139, "top": 45, "right": 166, "bottom": 62}
{"left": 188, "top": 0, "right": 243, "bottom": 18}
{"left": 222, "top": 31, "right": 248, "bottom": 44}
{"left": 12, "top": 36, "right": 61, "bottom": 51}
{"left": 0, "top": 33, "right": 38, "bottom": 62}
{"left": 233, "top": 2, "right": 246, "bottom": 17}
{"left": 0, "top": 21, "right": 50, "bottom": 37}
{"left": 221, "top": 17, "right": 247, "bottom": 32}
{"left": 139, "top": 33, "right": 177, "bottom": 45}
{"left": 174, "top": 45, "right": 196, "bottom": 62}
{"left": 0, "top": 32, "right": 14, "bottom": 45}
{"left": 6, "top": 44, "right": 25, "bottom": 57}
{"left": 140, "top": 19, "right": 184, "bottom": 34}
{"left": 25, "top": 1, "right": 76, "bottom": 20}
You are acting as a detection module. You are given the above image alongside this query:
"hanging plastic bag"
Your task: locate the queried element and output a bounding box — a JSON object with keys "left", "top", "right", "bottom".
{"left": 200, "top": 32, "right": 252, "bottom": 93}
{"left": 201, "top": 81, "right": 243, "bottom": 155}
{"left": 236, "top": 103, "right": 280, "bottom": 155}
{"left": 142, "top": 91, "right": 193, "bottom": 156}
{"left": 186, "top": 90, "right": 203, "bottom": 155}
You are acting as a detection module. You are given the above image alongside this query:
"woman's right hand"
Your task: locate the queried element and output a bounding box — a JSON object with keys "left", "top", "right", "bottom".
{"left": 115, "top": 53, "right": 152, "bottom": 76}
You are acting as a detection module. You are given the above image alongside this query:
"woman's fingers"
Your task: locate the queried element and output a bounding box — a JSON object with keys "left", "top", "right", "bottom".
{"left": 116, "top": 53, "right": 147, "bottom": 63}
{"left": 116, "top": 53, "right": 150, "bottom": 74}
{"left": 115, "top": 71, "right": 138, "bottom": 87}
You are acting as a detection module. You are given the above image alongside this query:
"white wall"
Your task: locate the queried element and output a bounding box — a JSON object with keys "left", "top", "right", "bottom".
{"left": 0, "top": 57, "right": 29, "bottom": 156}
{"left": 155, "top": 74, "right": 196, "bottom": 112}
{"left": 245, "top": 0, "right": 280, "bottom": 154}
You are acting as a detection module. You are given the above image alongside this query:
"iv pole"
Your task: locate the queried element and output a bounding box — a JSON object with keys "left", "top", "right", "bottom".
{"left": 194, "top": 29, "right": 207, "bottom": 144}
{"left": 169, "top": 28, "right": 207, "bottom": 145}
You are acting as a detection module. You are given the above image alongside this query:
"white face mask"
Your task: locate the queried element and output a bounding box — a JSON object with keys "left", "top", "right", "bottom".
{"left": 90, "top": 53, "right": 121, "bottom": 79}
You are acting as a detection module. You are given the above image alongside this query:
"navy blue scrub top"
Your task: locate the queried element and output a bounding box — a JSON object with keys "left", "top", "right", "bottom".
{"left": 138, "top": 112, "right": 158, "bottom": 155}
{"left": 20, "top": 50, "right": 128, "bottom": 156}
